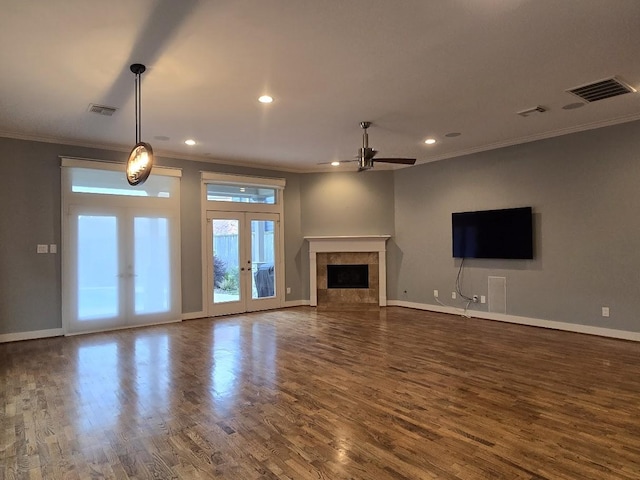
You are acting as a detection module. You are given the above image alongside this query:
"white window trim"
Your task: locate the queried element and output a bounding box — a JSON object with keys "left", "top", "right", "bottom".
{"left": 61, "top": 157, "right": 182, "bottom": 177}
{"left": 201, "top": 171, "right": 284, "bottom": 188}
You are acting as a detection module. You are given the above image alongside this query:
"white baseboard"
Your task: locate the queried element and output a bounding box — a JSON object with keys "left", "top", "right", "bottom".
{"left": 0, "top": 328, "right": 64, "bottom": 344}
{"left": 181, "top": 303, "right": 312, "bottom": 318}
{"left": 284, "top": 300, "right": 311, "bottom": 307}
{"left": 11, "top": 303, "right": 634, "bottom": 343}
{"left": 65, "top": 317, "right": 183, "bottom": 337}
{"left": 387, "top": 300, "right": 640, "bottom": 342}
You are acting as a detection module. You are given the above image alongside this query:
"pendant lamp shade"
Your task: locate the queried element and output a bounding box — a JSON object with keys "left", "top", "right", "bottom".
{"left": 126, "top": 64, "right": 154, "bottom": 186}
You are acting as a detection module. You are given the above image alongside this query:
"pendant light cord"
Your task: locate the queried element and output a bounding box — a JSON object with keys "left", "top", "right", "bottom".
{"left": 134, "top": 73, "right": 141, "bottom": 144}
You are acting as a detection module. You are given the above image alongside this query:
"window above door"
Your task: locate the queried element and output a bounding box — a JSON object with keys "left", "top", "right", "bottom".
{"left": 201, "top": 172, "right": 285, "bottom": 214}
{"left": 206, "top": 184, "right": 277, "bottom": 204}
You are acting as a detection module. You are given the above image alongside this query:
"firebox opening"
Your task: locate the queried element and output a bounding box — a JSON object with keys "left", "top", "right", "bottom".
{"left": 327, "top": 264, "right": 369, "bottom": 289}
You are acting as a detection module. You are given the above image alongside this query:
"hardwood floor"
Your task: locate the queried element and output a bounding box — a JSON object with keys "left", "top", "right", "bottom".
{"left": 2, "top": 307, "right": 640, "bottom": 479}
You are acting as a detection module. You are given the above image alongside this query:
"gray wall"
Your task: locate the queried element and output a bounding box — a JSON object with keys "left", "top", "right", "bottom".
{"left": 300, "top": 171, "right": 395, "bottom": 236}
{"left": 0, "top": 137, "right": 304, "bottom": 335}
{"left": 0, "top": 139, "right": 122, "bottom": 335}
{"left": 391, "top": 120, "right": 640, "bottom": 333}
{"left": 298, "top": 170, "right": 396, "bottom": 300}
{"left": 3, "top": 119, "right": 640, "bottom": 336}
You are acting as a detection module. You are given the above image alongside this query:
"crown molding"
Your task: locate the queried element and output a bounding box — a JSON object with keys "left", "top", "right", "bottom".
{"left": 0, "top": 130, "right": 306, "bottom": 174}
{"left": 417, "top": 112, "right": 640, "bottom": 165}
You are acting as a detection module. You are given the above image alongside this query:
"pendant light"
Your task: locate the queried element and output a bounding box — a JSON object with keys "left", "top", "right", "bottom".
{"left": 126, "top": 63, "right": 154, "bottom": 186}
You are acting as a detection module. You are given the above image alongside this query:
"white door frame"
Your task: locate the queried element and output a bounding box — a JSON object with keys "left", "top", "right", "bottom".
{"left": 200, "top": 172, "right": 285, "bottom": 318}
{"left": 61, "top": 158, "right": 182, "bottom": 335}
{"left": 205, "top": 211, "right": 282, "bottom": 316}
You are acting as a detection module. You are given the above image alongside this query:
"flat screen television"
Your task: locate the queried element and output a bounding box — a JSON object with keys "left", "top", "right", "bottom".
{"left": 452, "top": 207, "right": 533, "bottom": 259}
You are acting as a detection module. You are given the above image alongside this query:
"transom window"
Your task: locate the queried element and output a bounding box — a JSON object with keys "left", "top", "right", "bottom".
{"left": 71, "top": 167, "right": 175, "bottom": 198}
{"left": 206, "top": 183, "right": 276, "bottom": 204}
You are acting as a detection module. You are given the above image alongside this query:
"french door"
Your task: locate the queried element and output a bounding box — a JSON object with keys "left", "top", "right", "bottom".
{"left": 66, "top": 205, "right": 180, "bottom": 333}
{"left": 206, "top": 211, "right": 281, "bottom": 316}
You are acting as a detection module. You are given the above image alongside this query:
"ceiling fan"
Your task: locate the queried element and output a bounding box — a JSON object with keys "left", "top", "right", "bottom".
{"left": 324, "top": 122, "right": 417, "bottom": 171}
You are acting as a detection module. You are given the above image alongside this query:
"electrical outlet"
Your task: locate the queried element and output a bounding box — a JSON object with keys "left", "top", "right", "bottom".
{"left": 286, "top": 287, "right": 291, "bottom": 294}
{"left": 451, "top": 292, "right": 456, "bottom": 299}
{"left": 49, "top": 244, "right": 57, "bottom": 254}
{"left": 602, "top": 306, "right": 610, "bottom": 318}
{"left": 433, "top": 289, "right": 438, "bottom": 298}
{"left": 473, "top": 295, "right": 479, "bottom": 303}
{"left": 480, "top": 295, "right": 486, "bottom": 304}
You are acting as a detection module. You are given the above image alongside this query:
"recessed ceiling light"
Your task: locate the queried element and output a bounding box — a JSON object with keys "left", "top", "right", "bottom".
{"left": 258, "top": 95, "right": 273, "bottom": 104}
{"left": 331, "top": 161, "right": 340, "bottom": 166}
{"left": 154, "top": 135, "right": 170, "bottom": 141}
{"left": 185, "top": 139, "right": 196, "bottom": 146}
{"left": 445, "top": 132, "right": 462, "bottom": 138}
{"left": 424, "top": 138, "right": 436, "bottom": 145}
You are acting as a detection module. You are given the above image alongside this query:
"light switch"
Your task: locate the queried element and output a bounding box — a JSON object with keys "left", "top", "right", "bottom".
{"left": 49, "top": 244, "right": 57, "bottom": 254}
{"left": 37, "top": 244, "right": 48, "bottom": 254}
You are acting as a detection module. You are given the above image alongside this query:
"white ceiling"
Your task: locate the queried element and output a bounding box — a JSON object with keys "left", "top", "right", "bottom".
{"left": 1, "top": 0, "right": 639, "bottom": 172}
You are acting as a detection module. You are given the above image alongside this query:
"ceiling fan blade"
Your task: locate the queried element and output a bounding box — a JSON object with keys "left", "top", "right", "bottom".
{"left": 372, "top": 158, "right": 416, "bottom": 165}
{"left": 317, "top": 159, "right": 358, "bottom": 165}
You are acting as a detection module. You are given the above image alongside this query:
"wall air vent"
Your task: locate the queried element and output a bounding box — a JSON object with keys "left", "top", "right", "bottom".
{"left": 88, "top": 104, "right": 117, "bottom": 116}
{"left": 568, "top": 77, "right": 636, "bottom": 103}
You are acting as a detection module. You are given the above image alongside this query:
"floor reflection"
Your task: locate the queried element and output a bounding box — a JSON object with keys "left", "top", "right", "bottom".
{"left": 76, "top": 342, "right": 120, "bottom": 433}
{"left": 134, "top": 333, "right": 169, "bottom": 411}
{"left": 211, "top": 323, "right": 241, "bottom": 408}
{"left": 73, "top": 319, "right": 280, "bottom": 436}
{"left": 251, "top": 322, "right": 277, "bottom": 387}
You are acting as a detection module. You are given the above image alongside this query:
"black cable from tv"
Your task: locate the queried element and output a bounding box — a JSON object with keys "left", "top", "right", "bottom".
{"left": 455, "top": 258, "right": 475, "bottom": 302}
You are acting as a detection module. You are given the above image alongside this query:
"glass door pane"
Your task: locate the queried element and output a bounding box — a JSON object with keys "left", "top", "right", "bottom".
{"left": 77, "top": 214, "right": 119, "bottom": 320}
{"left": 212, "top": 218, "right": 241, "bottom": 304}
{"left": 134, "top": 217, "right": 171, "bottom": 314}
{"left": 251, "top": 219, "right": 276, "bottom": 299}
{"left": 69, "top": 207, "right": 180, "bottom": 334}
{"left": 206, "top": 211, "right": 280, "bottom": 316}
{"left": 245, "top": 213, "right": 280, "bottom": 312}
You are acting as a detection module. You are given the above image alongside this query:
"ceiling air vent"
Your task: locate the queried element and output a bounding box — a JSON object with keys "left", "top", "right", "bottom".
{"left": 88, "top": 103, "right": 117, "bottom": 116}
{"left": 568, "top": 77, "right": 636, "bottom": 103}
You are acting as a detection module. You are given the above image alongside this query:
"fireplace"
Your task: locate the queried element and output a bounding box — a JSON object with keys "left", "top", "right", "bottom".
{"left": 305, "top": 235, "right": 390, "bottom": 309}
{"left": 327, "top": 264, "right": 369, "bottom": 289}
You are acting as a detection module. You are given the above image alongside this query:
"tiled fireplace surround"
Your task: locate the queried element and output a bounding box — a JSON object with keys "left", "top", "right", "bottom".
{"left": 306, "top": 236, "right": 390, "bottom": 309}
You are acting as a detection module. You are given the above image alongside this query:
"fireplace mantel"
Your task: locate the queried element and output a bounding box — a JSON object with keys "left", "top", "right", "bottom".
{"left": 305, "top": 235, "right": 390, "bottom": 307}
